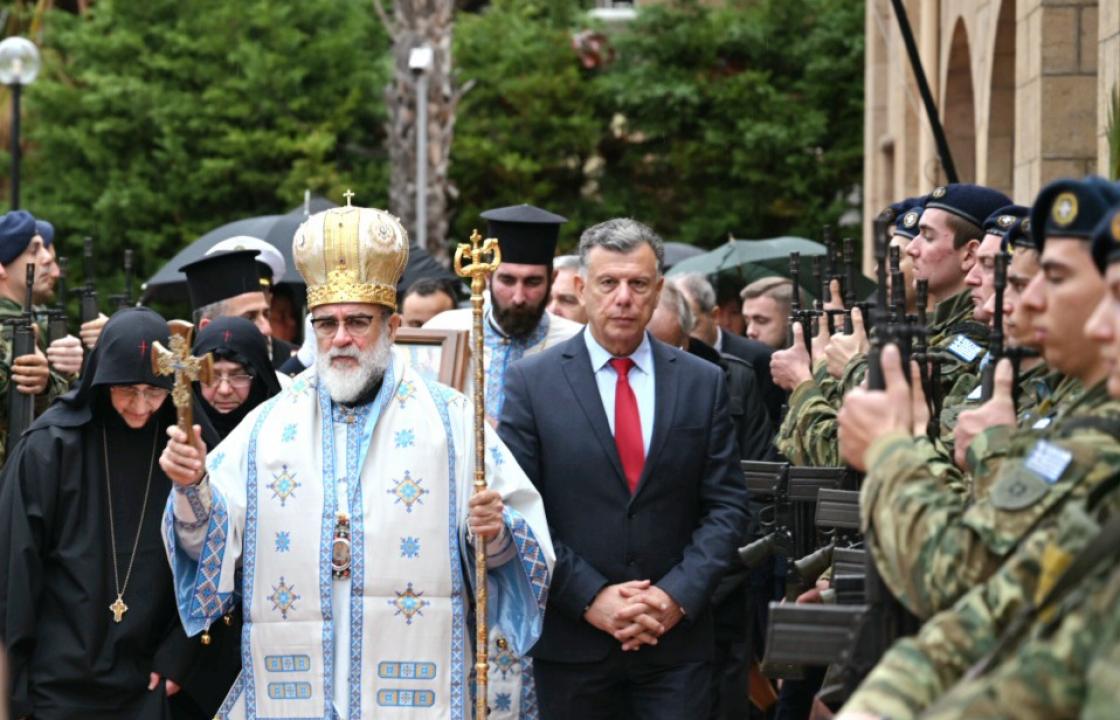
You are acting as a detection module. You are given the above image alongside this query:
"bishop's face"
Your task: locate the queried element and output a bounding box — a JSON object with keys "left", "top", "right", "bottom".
{"left": 312, "top": 303, "right": 400, "bottom": 403}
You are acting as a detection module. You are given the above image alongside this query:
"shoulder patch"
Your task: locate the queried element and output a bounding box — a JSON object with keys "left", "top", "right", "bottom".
{"left": 990, "top": 468, "right": 1049, "bottom": 510}
{"left": 1023, "top": 440, "right": 1073, "bottom": 484}
{"left": 946, "top": 335, "right": 983, "bottom": 363}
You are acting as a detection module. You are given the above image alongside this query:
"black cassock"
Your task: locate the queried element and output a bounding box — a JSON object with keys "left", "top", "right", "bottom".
{"left": 0, "top": 308, "right": 218, "bottom": 720}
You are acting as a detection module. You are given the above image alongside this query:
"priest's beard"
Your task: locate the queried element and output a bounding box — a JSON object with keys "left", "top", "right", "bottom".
{"left": 492, "top": 290, "right": 549, "bottom": 339}
{"left": 317, "top": 330, "right": 393, "bottom": 404}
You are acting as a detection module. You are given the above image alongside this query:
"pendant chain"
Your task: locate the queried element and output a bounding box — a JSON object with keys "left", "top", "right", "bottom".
{"left": 102, "top": 422, "right": 158, "bottom": 622}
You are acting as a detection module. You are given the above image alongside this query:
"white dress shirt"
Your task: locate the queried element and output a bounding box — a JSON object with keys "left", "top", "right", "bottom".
{"left": 583, "top": 329, "right": 656, "bottom": 455}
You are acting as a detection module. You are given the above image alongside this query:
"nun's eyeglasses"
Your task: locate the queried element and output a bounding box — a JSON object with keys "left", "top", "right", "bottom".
{"left": 200, "top": 373, "right": 254, "bottom": 390}
{"left": 109, "top": 385, "right": 170, "bottom": 406}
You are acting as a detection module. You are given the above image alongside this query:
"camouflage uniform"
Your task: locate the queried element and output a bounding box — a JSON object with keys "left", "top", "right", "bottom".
{"left": 860, "top": 379, "right": 1119, "bottom": 619}
{"left": 0, "top": 297, "right": 72, "bottom": 465}
{"left": 843, "top": 472, "right": 1120, "bottom": 720}
{"left": 776, "top": 289, "right": 988, "bottom": 468}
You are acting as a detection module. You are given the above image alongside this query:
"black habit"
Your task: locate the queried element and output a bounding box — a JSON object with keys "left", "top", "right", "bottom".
{"left": 0, "top": 308, "right": 219, "bottom": 720}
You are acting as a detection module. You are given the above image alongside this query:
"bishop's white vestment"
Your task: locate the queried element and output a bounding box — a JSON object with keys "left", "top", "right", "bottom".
{"left": 164, "top": 352, "right": 554, "bottom": 719}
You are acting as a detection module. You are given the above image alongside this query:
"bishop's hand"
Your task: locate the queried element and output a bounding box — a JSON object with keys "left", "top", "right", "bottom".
{"left": 160, "top": 424, "right": 208, "bottom": 487}
{"left": 467, "top": 488, "right": 505, "bottom": 542}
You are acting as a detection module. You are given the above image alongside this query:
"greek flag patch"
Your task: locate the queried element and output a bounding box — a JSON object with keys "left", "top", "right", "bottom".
{"left": 1024, "top": 440, "right": 1072, "bottom": 484}
{"left": 947, "top": 335, "right": 983, "bottom": 363}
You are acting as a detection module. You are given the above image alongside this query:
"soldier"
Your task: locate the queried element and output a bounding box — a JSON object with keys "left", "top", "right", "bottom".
{"left": 835, "top": 198, "right": 1120, "bottom": 720}
{"left": 0, "top": 211, "right": 75, "bottom": 464}
{"left": 838, "top": 176, "right": 1120, "bottom": 620}
{"left": 775, "top": 185, "right": 1009, "bottom": 467}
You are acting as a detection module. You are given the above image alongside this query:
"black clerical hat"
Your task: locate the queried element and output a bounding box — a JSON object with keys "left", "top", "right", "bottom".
{"left": 480, "top": 204, "right": 567, "bottom": 265}
{"left": 180, "top": 249, "right": 263, "bottom": 309}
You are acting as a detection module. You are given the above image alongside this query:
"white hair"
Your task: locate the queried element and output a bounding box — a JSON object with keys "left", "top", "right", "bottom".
{"left": 315, "top": 315, "right": 393, "bottom": 403}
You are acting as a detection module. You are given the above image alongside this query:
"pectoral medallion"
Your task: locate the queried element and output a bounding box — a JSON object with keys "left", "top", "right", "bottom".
{"left": 332, "top": 513, "right": 352, "bottom": 578}
{"left": 110, "top": 595, "right": 128, "bottom": 623}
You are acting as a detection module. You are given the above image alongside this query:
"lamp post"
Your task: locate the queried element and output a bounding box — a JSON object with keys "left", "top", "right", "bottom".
{"left": 0, "top": 37, "right": 41, "bottom": 210}
{"left": 408, "top": 46, "right": 433, "bottom": 251}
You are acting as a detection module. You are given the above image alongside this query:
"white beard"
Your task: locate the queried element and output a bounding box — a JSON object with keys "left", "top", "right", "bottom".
{"left": 316, "top": 330, "right": 393, "bottom": 404}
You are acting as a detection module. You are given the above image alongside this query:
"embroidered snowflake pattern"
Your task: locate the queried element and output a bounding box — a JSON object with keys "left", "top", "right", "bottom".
{"left": 208, "top": 451, "right": 226, "bottom": 473}
{"left": 494, "top": 693, "right": 512, "bottom": 712}
{"left": 268, "top": 465, "right": 300, "bottom": 506}
{"left": 269, "top": 577, "right": 300, "bottom": 619}
{"left": 281, "top": 424, "right": 297, "bottom": 443}
{"left": 400, "top": 536, "right": 421, "bottom": 558}
{"left": 387, "top": 471, "right": 428, "bottom": 512}
{"left": 275, "top": 531, "right": 291, "bottom": 553}
{"left": 388, "top": 582, "right": 430, "bottom": 624}
{"left": 395, "top": 380, "right": 417, "bottom": 408}
{"left": 395, "top": 428, "right": 415, "bottom": 448}
{"left": 490, "top": 446, "right": 504, "bottom": 466}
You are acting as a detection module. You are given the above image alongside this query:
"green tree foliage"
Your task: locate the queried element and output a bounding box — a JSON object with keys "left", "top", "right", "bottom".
{"left": 451, "top": 0, "right": 864, "bottom": 252}
{"left": 451, "top": 0, "right": 602, "bottom": 250}
{"left": 19, "top": 0, "right": 389, "bottom": 295}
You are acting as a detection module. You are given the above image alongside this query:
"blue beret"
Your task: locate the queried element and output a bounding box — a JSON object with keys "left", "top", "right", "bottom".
{"left": 882, "top": 195, "right": 927, "bottom": 223}
{"left": 924, "top": 183, "right": 1013, "bottom": 228}
{"left": 35, "top": 219, "right": 54, "bottom": 247}
{"left": 999, "top": 217, "right": 1036, "bottom": 254}
{"left": 0, "top": 210, "right": 39, "bottom": 265}
{"left": 892, "top": 203, "right": 925, "bottom": 240}
{"left": 1089, "top": 205, "right": 1120, "bottom": 274}
{"left": 982, "top": 204, "right": 1029, "bottom": 238}
{"left": 1030, "top": 176, "right": 1120, "bottom": 254}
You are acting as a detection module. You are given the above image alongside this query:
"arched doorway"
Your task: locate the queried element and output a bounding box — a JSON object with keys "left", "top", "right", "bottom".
{"left": 943, "top": 18, "right": 976, "bottom": 183}
{"left": 986, "top": 0, "right": 1015, "bottom": 195}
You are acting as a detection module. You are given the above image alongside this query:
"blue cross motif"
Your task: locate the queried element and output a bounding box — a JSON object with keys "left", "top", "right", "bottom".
{"left": 275, "top": 531, "right": 291, "bottom": 553}
{"left": 400, "top": 536, "right": 420, "bottom": 558}
{"left": 395, "top": 428, "right": 415, "bottom": 448}
{"left": 281, "top": 424, "right": 297, "bottom": 443}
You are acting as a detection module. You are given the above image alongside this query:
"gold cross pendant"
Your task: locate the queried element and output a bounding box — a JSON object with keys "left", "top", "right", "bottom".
{"left": 110, "top": 595, "right": 128, "bottom": 623}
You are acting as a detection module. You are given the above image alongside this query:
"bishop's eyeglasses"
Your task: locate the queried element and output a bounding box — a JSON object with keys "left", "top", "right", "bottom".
{"left": 309, "top": 314, "right": 376, "bottom": 338}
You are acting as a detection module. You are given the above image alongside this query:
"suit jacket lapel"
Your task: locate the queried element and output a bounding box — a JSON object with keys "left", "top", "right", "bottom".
{"left": 560, "top": 332, "right": 628, "bottom": 489}
{"left": 632, "top": 340, "right": 677, "bottom": 502}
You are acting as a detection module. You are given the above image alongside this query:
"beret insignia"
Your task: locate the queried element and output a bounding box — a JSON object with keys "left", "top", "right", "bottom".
{"left": 997, "top": 214, "right": 1014, "bottom": 228}
{"left": 902, "top": 210, "right": 919, "bottom": 228}
{"left": 1052, "top": 192, "right": 1079, "bottom": 227}
{"left": 931, "top": 186, "right": 947, "bottom": 199}
{"left": 1112, "top": 213, "right": 1120, "bottom": 243}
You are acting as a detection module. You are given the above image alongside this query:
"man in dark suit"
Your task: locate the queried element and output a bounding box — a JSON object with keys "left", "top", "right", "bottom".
{"left": 498, "top": 218, "right": 749, "bottom": 719}
{"left": 676, "top": 273, "right": 785, "bottom": 426}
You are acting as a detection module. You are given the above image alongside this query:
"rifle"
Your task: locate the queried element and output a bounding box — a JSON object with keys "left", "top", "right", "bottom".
{"left": 47, "top": 256, "right": 69, "bottom": 344}
{"left": 788, "top": 253, "right": 814, "bottom": 356}
{"left": 109, "top": 249, "right": 135, "bottom": 312}
{"left": 72, "top": 237, "right": 100, "bottom": 324}
{"left": 842, "top": 237, "right": 857, "bottom": 334}
{"left": 812, "top": 254, "right": 826, "bottom": 336}
{"left": 6, "top": 264, "right": 38, "bottom": 457}
{"left": 980, "top": 251, "right": 1009, "bottom": 402}
{"left": 912, "top": 279, "right": 938, "bottom": 438}
{"left": 865, "top": 219, "right": 891, "bottom": 389}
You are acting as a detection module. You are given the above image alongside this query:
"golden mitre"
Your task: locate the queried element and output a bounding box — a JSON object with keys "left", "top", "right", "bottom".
{"left": 293, "top": 200, "right": 410, "bottom": 310}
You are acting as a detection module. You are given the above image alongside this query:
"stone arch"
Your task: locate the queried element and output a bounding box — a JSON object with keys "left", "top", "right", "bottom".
{"left": 942, "top": 17, "right": 976, "bottom": 183}
{"left": 985, "top": 0, "right": 1015, "bottom": 194}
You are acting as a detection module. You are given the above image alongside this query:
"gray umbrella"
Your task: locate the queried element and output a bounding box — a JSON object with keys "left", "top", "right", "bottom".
{"left": 662, "top": 241, "right": 705, "bottom": 271}
{"left": 141, "top": 198, "right": 460, "bottom": 305}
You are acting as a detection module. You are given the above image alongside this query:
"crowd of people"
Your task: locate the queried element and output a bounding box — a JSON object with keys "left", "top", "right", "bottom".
{"left": 0, "top": 175, "right": 1117, "bottom": 720}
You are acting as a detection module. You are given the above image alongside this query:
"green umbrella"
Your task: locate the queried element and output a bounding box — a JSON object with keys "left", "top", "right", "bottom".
{"left": 666, "top": 236, "right": 875, "bottom": 301}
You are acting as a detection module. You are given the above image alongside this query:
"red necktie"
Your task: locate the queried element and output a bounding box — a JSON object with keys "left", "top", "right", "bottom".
{"left": 609, "top": 357, "right": 645, "bottom": 493}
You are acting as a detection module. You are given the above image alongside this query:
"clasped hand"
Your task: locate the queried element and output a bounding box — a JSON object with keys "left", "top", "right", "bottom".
{"left": 584, "top": 580, "right": 683, "bottom": 652}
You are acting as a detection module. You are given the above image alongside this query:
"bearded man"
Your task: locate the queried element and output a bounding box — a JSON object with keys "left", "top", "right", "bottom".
{"left": 424, "top": 204, "right": 582, "bottom": 424}
{"left": 160, "top": 201, "right": 554, "bottom": 720}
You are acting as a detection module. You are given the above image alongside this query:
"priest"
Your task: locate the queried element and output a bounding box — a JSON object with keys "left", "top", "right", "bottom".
{"left": 0, "top": 307, "right": 220, "bottom": 719}
{"left": 160, "top": 200, "right": 554, "bottom": 720}
{"left": 424, "top": 204, "right": 582, "bottom": 424}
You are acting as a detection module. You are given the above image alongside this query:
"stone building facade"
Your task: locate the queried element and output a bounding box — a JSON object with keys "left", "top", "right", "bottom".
{"left": 863, "top": 0, "right": 1120, "bottom": 263}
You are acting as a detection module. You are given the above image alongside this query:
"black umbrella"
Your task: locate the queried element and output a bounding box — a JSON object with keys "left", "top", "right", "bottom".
{"left": 141, "top": 199, "right": 460, "bottom": 305}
